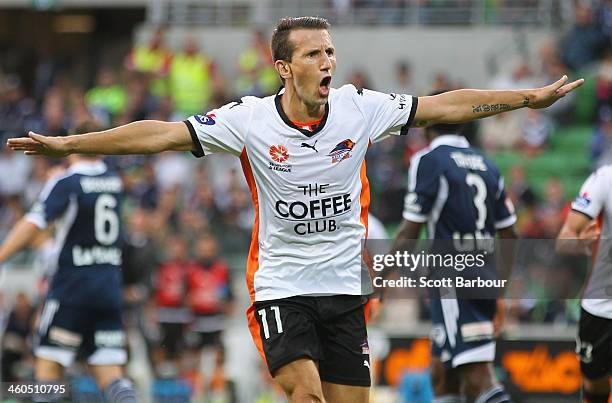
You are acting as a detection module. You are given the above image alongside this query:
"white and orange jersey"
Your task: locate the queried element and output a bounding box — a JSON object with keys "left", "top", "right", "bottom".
{"left": 571, "top": 164, "right": 612, "bottom": 319}
{"left": 185, "top": 85, "right": 417, "bottom": 302}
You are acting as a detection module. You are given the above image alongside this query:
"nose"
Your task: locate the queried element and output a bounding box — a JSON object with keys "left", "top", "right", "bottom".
{"left": 321, "top": 54, "right": 332, "bottom": 71}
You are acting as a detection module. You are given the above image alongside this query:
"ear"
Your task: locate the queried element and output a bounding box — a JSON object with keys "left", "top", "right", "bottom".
{"left": 275, "top": 60, "right": 292, "bottom": 81}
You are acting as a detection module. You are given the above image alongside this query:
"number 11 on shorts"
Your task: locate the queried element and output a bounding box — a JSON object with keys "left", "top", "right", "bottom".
{"left": 258, "top": 306, "right": 283, "bottom": 339}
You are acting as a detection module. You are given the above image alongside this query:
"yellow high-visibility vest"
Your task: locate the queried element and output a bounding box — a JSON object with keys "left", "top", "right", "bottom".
{"left": 169, "top": 53, "right": 212, "bottom": 116}
{"left": 133, "top": 46, "right": 170, "bottom": 97}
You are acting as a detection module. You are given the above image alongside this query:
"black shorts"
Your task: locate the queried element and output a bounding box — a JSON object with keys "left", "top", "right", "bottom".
{"left": 185, "top": 330, "right": 222, "bottom": 349}
{"left": 576, "top": 307, "right": 612, "bottom": 379}
{"left": 159, "top": 322, "right": 185, "bottom": 359}
{"left": 248, "top": 294, "right": 371, "bottom": 387}
{"left": 34, "top": 298, "right": 126, "bottom": 367}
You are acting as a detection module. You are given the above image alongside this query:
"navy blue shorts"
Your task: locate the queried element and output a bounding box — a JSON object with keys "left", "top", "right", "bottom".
{"left": 34, "top": 298, "right": 127, "bottom": 367}
{"left": 430, "top": 296, "right": 496, "bottom": 368}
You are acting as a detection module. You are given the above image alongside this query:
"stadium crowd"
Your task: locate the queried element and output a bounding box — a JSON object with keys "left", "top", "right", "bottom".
{"left": 0, "top": 2, "right": 610, "bottom": 399}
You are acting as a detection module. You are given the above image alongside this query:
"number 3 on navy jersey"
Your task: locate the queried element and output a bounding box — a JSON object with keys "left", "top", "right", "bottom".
{"left": 465, "top": 173, "right": 487, "bottom": 231}
{"left": 94, "top": 194, "right": 119, "bottom": 245}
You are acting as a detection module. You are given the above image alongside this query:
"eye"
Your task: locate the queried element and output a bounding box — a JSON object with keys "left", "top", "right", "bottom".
{"left": 326, "top": 49, "right": 335, "bottom": 57}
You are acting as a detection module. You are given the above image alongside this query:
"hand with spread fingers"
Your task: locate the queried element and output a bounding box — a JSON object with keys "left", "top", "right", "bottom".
{"left": 7, "top": 132, "right": 71, "bottom": 157}
{"left": 528, "top": 75, "right": 585, "bottom": 109}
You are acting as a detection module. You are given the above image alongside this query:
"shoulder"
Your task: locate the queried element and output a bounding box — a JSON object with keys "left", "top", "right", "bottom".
{"left": 409, "top": 146, "right": 436, "bottom": 172}
{"left": 585, "top": 164, "right": 612, "bottom": 190}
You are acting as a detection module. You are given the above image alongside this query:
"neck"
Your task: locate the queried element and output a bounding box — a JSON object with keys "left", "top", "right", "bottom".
{"left": 280, "top": 85, "right": 326, "bottom": 123}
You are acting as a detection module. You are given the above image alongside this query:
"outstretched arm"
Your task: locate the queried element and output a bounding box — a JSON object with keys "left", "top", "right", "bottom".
{"left": 0, "top": 219, "right": 41, "bottom": 264}
{"left": 7, "top": 121, "right": 193, "bottom": 157}
{"left": 413, "top": 75, "right": 584, "bottom": 127}
{"left": 556, "top": 211, "right": 598, "bottom": 255}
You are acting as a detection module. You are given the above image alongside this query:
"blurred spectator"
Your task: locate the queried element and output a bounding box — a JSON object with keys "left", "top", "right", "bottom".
{"left": 34, "top": 89, "right": 70, "bottom": 135}
{"left": 85, "top": 68, "right": 127, "bottom": 122}
{"left": 1, "top": 292, "right": 34, "bottom": 382}
{"left": 169, "top": 36, "right": 222, "bottom": 118}
{"left": 490, "top": 60, "right": 537, "bottom": 90}
{"left": 390, "top": 61, "right": 416, "bottom": 95}
{"left": 153, "top": 154, "right": 194, "bottom": 191}
{"left": 0, "top": 75, "right": 38, "bottom": 142}
{"left": 124, "top": 27, "right": 172, "bottom": 98}
{"left": 560, "top": 2, "right": 608, "bottom": 71}
{"left": 594, "top": 0, "right": 612, "bottom": 39}
{"left": 122, "top": 208, "right": 158, "bottom": 324}
{"left": 591, "top": 106, "right": 612, "bottom": 166}
{"left": 429, "top": 72, "right": 452, "bottom": 93}
{"left": 0, "top": 147, "right": 32, "bottom": 197}
{"left": 507, "top": 164, "right": 537, "bottom": 212}
{"left": 33, "top": 41, "right": 65, "bottom": 103}
{"left": 595, "top": 49, "right": 612, "bottom": 120}
{"left": 235, "top": 30, "right": 278, "bottom": 97}
{"left": 479, "top": 112, "right": 523, "bottom": 153}
{"left": 152, "top": 234, "right": 192, "bottom": 376}
{"left": 115, "top": 72, "right": 158, "bottom": 123}
{"left": 348, "top": 69, "right": 373, "bottom": 90}
{"left": 518, "top": 109, "right": 553, "bottom": 156}
{"left": 184, "top": 233, "right": 232, "bottom": 400}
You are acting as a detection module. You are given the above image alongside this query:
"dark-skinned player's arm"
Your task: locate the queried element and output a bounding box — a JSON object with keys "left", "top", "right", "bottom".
{"left": 7, "top": 121, "right": 193, "bottom": 157}
{"left": 412, "top": 75, "right": 584, "bottom": 127}
{"left": 0, "top": 219, "right": 42, "bottom": 265}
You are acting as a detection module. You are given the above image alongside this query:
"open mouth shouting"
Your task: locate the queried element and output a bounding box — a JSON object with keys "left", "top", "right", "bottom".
{"left": 319, "top": 76, "right": 332, "bottom": 97}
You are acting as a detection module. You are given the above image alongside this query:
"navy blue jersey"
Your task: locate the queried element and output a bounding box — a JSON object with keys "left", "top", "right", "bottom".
{"left": 26, "top": 161, "right": 124, "bottom": 308}
{"left": 403, "top": 135, "right": 516, "bottom": 246}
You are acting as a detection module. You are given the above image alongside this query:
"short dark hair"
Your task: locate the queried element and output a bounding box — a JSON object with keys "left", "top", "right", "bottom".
{"left": 271, "top": 16, "right": 330, "bottom": 62}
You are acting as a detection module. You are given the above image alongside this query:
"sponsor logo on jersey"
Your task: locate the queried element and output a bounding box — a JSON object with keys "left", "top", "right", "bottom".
{"left": 389, "top": 93, "right": 408, "bottom": 109}
{"left": 328, "top": 139, "right": 355, "bottom": 164}
{"left": 268, "top": 144, "right": 292, "bottom": 172}
{"left": 574, "top": 192, "right": 591, "bottom": 209}
{"left": 269, "top": 145, "right": 289, "bottom": 163}
{"left": 194, "top": 113, "right": 216, "bottom": 125}
{"left": 361, "top": 341, "right": 370, "bottom": 355}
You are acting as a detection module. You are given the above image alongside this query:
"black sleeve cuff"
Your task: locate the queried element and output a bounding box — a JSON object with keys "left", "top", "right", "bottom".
{"left": 571, "top": 208, "right": 595, "bottom": 221}
{"left": 400, "top": 96, "right": 419, "bottom": 135}
{"left": 183, "top": 120, "right": 205, "bottom": 158}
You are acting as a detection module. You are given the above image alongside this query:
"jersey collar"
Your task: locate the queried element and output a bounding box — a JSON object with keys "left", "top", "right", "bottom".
{"left": 274, "top": 87, "right": 330, "bottom": 138}
{"left": 430, "top": 135, "right": 470, "bottom": 150}
{"left": 68, "top": 160, "right": 107, "bottom": 175}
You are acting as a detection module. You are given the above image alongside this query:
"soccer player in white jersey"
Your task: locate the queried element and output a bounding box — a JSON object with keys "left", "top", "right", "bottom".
{"left": 557, "top": 166, "right": 612, "bottom": 403}
{"left": 9, "top": 16, "right": 584, "bottom": 403}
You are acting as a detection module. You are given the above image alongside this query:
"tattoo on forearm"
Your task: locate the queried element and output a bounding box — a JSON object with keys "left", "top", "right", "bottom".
{"left": 522, "top": 97, "right": 530, "bottom": 107}
{"left": 472, "top": 104, "right": 512, "bottom": 114}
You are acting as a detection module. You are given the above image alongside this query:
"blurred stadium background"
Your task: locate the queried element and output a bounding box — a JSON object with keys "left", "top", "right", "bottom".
{"left": 0, "top": 0, "right": 610, "bottom": 402}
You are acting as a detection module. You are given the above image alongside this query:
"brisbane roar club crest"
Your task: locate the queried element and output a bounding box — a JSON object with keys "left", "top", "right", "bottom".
{"left": 328, "top": 139, "right": 355, "bottom": 164}
{"left": 268, "top": 145, "right": 292, "bottom": 172}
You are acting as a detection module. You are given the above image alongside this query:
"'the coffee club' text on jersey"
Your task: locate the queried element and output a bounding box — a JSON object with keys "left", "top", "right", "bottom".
{"left": 26, "top": 161, "right": 124, "bottom": 308}
{"left": 186, "top": 85, "right": 417, "bottom": 301}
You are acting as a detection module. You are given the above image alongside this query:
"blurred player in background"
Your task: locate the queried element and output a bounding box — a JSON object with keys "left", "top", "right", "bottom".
{"left": 557, "top": 166, "right": 612, "bottom": 403}
{"left": 152, "top": 234, "right": 191, "bottom": 376}
{"left": 393, "top": 111, "right": 518, "bottom": 403}
{"left": 0, "top": 122, "right": 137, "bottom": 402}
{"left": 8, "top": 16, "right": 583, "bottom": 403}
{"left": 184, "top": 232, "right": 233, "bottom": 400}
